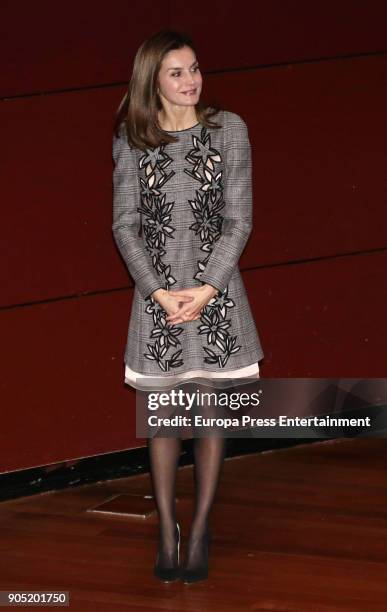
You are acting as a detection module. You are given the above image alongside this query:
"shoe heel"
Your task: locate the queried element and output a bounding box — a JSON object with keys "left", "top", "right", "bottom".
{"left": 153, "top": 521, "right": 181, "bottom": 582}
{"left": 181, "top": 529, "right": 210, "bottom": 584}
{"left": 176, "top": 522, "right": 180, "bottom": 566}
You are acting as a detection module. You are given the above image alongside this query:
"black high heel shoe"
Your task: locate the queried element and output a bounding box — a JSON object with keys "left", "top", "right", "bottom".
{"left": 181, "top": 528, "right": 211, "bottom": 584}
{"left": 153, "top": 522, "right": 180, "bottom": 582}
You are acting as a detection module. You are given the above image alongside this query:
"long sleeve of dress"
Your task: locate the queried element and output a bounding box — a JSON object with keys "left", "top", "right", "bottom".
{"left": 112, "top": 130, "right": 163, "bottom": 300}
{"left": 199, "top": 115, "right": 253, "bottom": 293}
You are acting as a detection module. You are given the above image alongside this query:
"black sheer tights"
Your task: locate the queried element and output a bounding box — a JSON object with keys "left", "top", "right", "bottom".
{"left": 147, "top": 436, "right": 182, "bottom": 568}
{"left": 146, "top": 381, "right": 227, "bottom": 571}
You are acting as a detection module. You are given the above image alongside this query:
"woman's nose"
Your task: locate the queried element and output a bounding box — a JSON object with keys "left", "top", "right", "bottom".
{"left": 185, "top": 72, "right": 196, "bottom": 86}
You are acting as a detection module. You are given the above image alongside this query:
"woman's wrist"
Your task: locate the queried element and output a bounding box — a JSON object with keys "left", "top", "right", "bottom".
{"left": 202, "top": 283, "right": 219, "bottom": 298}
{"left": 151, "top": 288, "right": 167, "bottom": 300}
{"left": 151, "top": 285, "right": 218, "bottom": 302}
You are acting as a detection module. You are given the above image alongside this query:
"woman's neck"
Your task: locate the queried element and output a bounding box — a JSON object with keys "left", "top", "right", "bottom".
{"left": 157, "top": 109, "right": 198, "bottom": 132}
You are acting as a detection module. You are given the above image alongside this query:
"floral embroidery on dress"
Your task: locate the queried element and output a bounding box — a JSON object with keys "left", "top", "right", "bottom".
{"left": 184, "top": 127, "right": 242, "bottom": 367}
{"left": 138, "top": 145, "right": 184, "bottom": 372}
{"left": 137, "top": 127, "right": 242, "bottom": 372}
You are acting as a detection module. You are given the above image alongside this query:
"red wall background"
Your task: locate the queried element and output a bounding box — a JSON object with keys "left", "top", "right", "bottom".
{"left": 1, "top": 0, "right": 386, "bottom": 472}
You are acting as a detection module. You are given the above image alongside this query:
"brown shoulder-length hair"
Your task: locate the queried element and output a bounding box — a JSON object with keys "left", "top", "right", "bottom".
{"left": 113, "top": 29, "right": 222, "bottom": 151}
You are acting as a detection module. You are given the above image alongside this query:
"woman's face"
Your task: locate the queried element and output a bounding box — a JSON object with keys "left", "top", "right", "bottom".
{"left": 157, "top": 46, "right": 202, "bottom": 109}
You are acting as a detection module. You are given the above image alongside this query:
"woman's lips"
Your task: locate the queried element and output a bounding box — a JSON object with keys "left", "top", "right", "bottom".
{"left": 181, "top": 89, "right": 197, "bottom": 95}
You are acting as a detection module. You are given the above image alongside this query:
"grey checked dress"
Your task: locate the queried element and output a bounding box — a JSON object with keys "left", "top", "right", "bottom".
{"left": 112, "top": 109, "right": 264, "bottom": 390}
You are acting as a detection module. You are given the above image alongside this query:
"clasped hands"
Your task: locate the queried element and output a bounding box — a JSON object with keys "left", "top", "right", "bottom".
{"left": 151, "top": 284, "right": 218, "bottom": 325}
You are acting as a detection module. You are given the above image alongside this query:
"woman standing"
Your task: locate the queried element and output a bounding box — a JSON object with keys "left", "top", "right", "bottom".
{"left": 112, "top": 29, "right": 264, "bottom": 583}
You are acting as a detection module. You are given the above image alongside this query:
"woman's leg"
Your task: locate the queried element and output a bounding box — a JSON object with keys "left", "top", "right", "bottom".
{"left": 147, "top": 436, "right": 181, "bottom": 567}
{"left": 146, "top": 386, "right": 183, "bottom": 569}
{"left": 184, "top": 381, "right": 227, "bottom": 571}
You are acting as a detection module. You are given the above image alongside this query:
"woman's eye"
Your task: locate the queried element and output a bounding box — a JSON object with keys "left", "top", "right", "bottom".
{"left": 172, "top": 67, "right": 199, "bottom": 77}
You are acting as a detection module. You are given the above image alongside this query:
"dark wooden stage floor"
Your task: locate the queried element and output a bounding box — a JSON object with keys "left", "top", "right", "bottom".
{"left": 1, "top": 438, "right": 387, "bottom": 611}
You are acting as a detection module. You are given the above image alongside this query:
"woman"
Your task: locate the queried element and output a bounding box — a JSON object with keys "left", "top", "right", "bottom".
{"left": 112, "top": 29, "right": 264, "bottom": 583}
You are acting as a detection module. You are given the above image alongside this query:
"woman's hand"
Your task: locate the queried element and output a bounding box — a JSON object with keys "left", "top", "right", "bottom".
{"left": 151, "top": 285, "right": 218, "bottom": 325}
{"left": 165, "top": 284, "right": 219, "bottom": 324}
{"left": 151, "top": 288, "right": 196, "bottom": 324}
